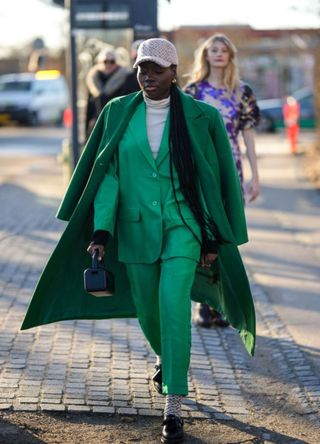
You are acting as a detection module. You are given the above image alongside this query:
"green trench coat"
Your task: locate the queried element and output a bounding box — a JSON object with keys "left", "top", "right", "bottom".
{"left": 21, "top": 90, "right": 256, "bottom": 356}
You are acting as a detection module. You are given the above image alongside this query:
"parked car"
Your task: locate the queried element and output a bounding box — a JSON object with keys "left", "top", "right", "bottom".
{"left": 0, "top": 70, "right": 69, "bottom": 126}
{"left": 257, "top": 87, "right": 315, "bottom": 132}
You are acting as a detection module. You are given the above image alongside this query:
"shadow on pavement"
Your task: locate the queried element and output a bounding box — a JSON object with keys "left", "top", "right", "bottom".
{"left": 0, "top": 416, "right": 46, "bottom": 444}
{"left": 29, "top": 410, "right": 310, "bottom": 444}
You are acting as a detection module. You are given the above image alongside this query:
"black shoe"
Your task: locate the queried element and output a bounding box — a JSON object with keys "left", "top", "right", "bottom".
{"left": 211, "top": 310, "right": 230, "bottom": 328}
{"left": 161, "top": 415, "right": 184, "bottom": 443}
{"left": 152, "top": 364, "right": 162, "bottom": 394}
{"left": 194, "top": 303, "right": 213, "bottom": 328}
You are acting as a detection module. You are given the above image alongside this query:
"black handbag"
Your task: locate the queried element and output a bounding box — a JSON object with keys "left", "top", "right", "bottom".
{"left": 84, "top": 249, "right": 115, "bottom": 297}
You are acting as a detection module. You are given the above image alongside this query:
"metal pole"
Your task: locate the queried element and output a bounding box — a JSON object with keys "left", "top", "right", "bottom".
{"left": 68, "top": 0, "right": 79, "bottom": 168}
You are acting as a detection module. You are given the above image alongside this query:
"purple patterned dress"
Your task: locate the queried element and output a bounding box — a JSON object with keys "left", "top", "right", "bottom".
{"left": 184, "top": 81, "right": 260, "bottom": 191}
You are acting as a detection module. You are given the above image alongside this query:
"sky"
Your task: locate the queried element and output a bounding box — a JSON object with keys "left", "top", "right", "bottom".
{"left": 159, "top": 0, "right": 320, "bottom": 30}
{"left": 0, "top": 0, "right": 319, "bottom": 52}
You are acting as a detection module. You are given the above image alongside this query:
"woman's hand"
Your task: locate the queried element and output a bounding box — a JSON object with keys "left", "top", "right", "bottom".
{"left": 242, "top": 128, "right": 259, "bottom": 203}
{"left": 245, "top": 176, "right": 260, "bottom": 202}
{"left": 87, "top": 243, "right": 105, "bottom": 261}
{"left": 200, "top": 253, "right": 218, "bottom": 268}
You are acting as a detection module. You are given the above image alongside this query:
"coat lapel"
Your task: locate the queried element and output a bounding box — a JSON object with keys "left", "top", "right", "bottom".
{"left": 128, "top": 102, "right": 156, "bottom": 169}
{"left": 97, "top": 91, "right": 143, "bottom": 164}
{"left": 179, "top": 90, "right": 238, "bottom": 244}
{"left": 180, "top": 90, "right": 210, "bottom": 150}
{"left": 57, "top": 91, "right": 143, "bottom": 221}
{"left": 156, "top": 92, "right": 208, "bottom": 168}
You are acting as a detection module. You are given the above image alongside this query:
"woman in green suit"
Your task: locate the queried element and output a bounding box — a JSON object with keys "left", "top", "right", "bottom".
{"left": 22, "top": 38, "right": 255, "bottom": 443}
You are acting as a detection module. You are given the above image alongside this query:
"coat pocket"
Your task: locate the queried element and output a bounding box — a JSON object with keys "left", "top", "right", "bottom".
{"left": 118, "top": 207, "right": 140, "bottom": 222}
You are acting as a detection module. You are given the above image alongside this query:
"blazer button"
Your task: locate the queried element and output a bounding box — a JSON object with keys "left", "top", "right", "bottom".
{"left": 152, "top": 201, "right": 158, "bottom": 206}
{"left": 151, "top": 172, "right": 157, "bottom": 178}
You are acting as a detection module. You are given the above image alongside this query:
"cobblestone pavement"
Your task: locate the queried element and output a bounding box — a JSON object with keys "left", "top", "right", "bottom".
{"left": 0, "top": 148, "right": 319, "bottom": 426}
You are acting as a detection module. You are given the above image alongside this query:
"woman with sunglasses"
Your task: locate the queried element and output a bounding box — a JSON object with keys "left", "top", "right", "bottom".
{"left": 22, "top": 39, "right": 255, "bottom": 443}
{"left": 85, "top": 47, "right": 139, "bottom": 137}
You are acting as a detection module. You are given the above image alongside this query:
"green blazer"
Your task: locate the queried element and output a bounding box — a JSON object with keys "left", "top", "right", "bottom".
{"left": 94, "top": 100, "right": 203, "bottom": 263}
{"left": 21, "top": 90, "right": 255, "bottom": 355}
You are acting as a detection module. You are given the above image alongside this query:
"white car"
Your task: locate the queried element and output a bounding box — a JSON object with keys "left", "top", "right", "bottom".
{"left": 0, "top": 70, "right": 69, "bottom": 126}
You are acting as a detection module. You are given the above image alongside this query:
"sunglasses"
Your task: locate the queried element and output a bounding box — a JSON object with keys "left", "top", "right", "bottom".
{"left": 104, "top": 59, "right": 115, "bottom": 65}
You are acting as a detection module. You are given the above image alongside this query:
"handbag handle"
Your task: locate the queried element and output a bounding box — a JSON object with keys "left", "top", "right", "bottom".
{"left": 92, "top": 249, "right": 100, "bottom": 269}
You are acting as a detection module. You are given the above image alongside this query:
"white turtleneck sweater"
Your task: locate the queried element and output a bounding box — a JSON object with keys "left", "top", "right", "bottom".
{"left": 144, "top": 95, "right": 170, "bottom": 160}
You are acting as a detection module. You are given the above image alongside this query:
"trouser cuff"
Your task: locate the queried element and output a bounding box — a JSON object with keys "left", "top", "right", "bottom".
{"left": 162, "top": 384, "right": 188, "bottom": 396}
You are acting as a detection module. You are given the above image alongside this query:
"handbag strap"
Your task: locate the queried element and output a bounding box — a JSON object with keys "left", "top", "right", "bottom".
{"left": 92, "top": 248, "right": 105, "bottom": 270}
{"left": 92, "top": 249, "right": 103, "bottom": 269}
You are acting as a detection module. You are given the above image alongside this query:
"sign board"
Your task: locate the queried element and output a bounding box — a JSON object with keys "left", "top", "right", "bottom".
{"left": 53, "top": 0, "right": 158, "bottom": 37}
{"left": 74, "top": 0, "right": 157, "bottom": 33}
{"left": 76, "top": 1, "right": 131, "bottom": 29}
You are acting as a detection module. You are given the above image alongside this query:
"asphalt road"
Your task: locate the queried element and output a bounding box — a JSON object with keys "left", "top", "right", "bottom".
{"left": 0, "top": 126, "right": 68, "bottom": 156}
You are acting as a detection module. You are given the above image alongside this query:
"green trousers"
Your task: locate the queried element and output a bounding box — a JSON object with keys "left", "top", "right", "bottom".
{"left": 126, "top": 256, "right": 198, "bottom": 396}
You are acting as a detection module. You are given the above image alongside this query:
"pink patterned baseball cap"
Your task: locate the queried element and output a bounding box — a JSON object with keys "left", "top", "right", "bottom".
{"left": 133, "top": 38, "right": 179, "bottom": 68}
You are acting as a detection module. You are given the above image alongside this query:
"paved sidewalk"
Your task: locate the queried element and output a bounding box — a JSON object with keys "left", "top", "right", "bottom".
{"left": 242, "top": 134, "right": 320, "bottom": 422}
{"left": 0, "top": 156, "right": 250, "bottom": 420}
{"left": 0, "top": 143, "right": 319, "bottom": 429}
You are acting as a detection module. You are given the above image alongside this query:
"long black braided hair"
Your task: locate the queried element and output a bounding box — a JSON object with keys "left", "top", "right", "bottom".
{"left": 169, "top": 83, "right": 225, "bottom": 251}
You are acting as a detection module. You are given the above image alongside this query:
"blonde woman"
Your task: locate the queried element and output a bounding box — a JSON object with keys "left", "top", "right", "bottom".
{"left": 185, "top": 34, "right": 260, "bottom": 328}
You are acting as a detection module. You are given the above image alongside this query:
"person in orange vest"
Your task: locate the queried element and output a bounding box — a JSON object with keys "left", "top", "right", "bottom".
{"left": 283, "top": 96, "right": 300, "bottom": 154}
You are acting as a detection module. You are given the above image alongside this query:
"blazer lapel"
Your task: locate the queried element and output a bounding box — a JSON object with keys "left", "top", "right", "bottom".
{"left": 155, "top": 91, "right": 209, "bottom": 168}
{"left": 155, "top": 113, "right": 170, "bottom": 167}
{"left": 128, "top": 102, "right": 156, "bottom": 169}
